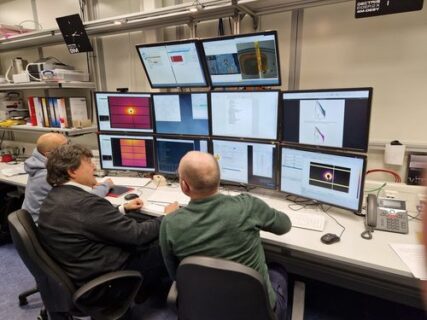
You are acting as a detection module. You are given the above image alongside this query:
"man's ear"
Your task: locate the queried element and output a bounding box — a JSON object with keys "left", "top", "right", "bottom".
{"left": 181, "top": 179, "right": 190, "bottom": 194}
{"left": 67, "top": 168, "right": 76, "bottom": 180}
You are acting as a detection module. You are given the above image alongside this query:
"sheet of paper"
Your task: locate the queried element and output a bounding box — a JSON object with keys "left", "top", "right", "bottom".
{"left": 147, "top": 187, "right": 190, "bottom": 206}
{"left": 97, "top": 176, "right": 151, "bottom": 187}
{"left": 1, "top": 164, "right": 26, "bottom": 177}
{"left": 390, "top": 243, "right": 427, "bottom": 280}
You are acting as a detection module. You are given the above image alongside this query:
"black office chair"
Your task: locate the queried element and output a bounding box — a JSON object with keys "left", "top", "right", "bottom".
{"left": 167, "top": 256, "right": 278, "bottom": 320}
{"left": 8, "top": 209, "right": 143, "bottom": 320}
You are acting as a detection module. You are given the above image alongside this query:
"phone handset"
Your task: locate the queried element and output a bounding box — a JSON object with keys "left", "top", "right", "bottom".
{"left": 362, "top": 194, "right": 378, "bottom": 240}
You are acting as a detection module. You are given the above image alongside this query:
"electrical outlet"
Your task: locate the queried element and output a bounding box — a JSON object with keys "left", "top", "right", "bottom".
{"left": 384, "top": 190, "right": 398, "bottom": 199}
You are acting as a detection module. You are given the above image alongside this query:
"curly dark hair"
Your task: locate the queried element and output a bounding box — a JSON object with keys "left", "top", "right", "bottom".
{"left": 46, "top": 144, "right": 93, "bottom": 186}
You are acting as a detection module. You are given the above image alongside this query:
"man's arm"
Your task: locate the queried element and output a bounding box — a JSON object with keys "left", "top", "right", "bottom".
{"left": 91, "top": 178, "right": 114, "bottom": 197}
{"left": 159, "top": 218, "right": 180, "bottom": 280}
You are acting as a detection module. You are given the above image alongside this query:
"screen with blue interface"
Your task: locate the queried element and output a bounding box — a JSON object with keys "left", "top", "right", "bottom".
{"left": 282, "top": 88, "right": 372, "bottom": 152}
{"left": 98, "top": 134, "right": 155, "bottom": 172}
{"left": 201, "top": 31, "right": 280, "bottom": 87}
{"left": 95, "top": 92, "right": 153, "bottom": 133}
{"left": 213, "top": 139, "right": 277, "bottom": 189}
{"left": 156, "top": 138, "right": 208, "bottom": 174}
{"left": 136, "top": 40, "right": 208, "bottom": 88}
{"left": 211, "top": 91, "right": 278, "bottom": 140}
{"left": 153, "top": 93, "right": 209, "bottom": 135}
{"left": 280, "top": 146, "right": 366, "bottom": 212}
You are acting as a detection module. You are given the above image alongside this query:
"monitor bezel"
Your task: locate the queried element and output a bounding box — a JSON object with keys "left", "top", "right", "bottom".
{"left": 209, "top": 89, "right": 280, "bottom": 141}
{"left": 200, "top": 30, "right": 282, "bottom": 88}
{"left": 152, "top": 91, "right": 211, "bottom": 137}
{"left": 97, "top": 133, "right": 156, "bottom": 173}
{"left": 94, "top": 91, "right": 154, "bottom": 134}
{"left": 212, "top": 138, "right": 279, "bottom": 190}
{"left": 279, "top": 144, "right": 367, "bottom": 213}
{"left": 135, "top": 39, "right": 210, "bottom": 89}
{"left": 280, "top": 87, "right": 373, "bottom": 153}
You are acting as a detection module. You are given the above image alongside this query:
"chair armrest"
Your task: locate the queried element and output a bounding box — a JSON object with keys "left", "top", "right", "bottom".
{"left": 167, "top": 281, "right": 178, "bottom": 313}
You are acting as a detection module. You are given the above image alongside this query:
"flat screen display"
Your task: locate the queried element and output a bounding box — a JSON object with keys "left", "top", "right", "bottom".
{"left": 156, "top": 138, "right": 209, "bottom": 174}
{"left": 201, "top": 31, "right": 281, "bottom": 87}
{"left": 280, "top": 146, "right": 366, "bottom": 212}
{"left": 95, "top": 92, "right": 153, "bottom": 133}
{"left": 213, "top": 139, "right": 277, "bottom": 189}
{"left": 98, "top": 134, "right": 155, "bottom": 172}
{"left": 136, "top": 40, "right": 208, "bottom": 88}
{"left": 211, "top": 91, "right": 278, "bottom": 140}
{"left": 282, "top": 88, "right": 372, "bottom": 152}
{"left": 153, "top": 93, "right": 209, "bottom": 136}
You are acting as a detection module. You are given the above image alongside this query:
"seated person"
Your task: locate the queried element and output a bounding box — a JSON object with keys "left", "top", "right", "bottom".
{"left": 22, "top": 133, "right": 113, "bottom": 222}
{"left": 160, "top": 151, "right": 292, "bottom": 319}
{"left": 38, "top": 144, "right": 167, "bottom": 294}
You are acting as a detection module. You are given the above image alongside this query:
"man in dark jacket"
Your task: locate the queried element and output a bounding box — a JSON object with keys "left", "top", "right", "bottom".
{"left": 38, "top": 144, "right": 166, "bottom": 293}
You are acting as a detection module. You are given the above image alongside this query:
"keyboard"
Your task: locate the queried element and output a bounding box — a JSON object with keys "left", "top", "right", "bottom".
{"left": 288, "top": 211, "right": 325, "bottom": 232}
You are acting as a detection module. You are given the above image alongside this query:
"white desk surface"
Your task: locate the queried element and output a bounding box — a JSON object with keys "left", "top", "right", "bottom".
{"left": 0, "top": 162, "right": 28, "bottom": 187}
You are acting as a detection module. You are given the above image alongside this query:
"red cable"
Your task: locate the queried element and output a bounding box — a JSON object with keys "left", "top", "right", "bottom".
{"left": 366, "top": 169, "right": 401, "bottom": 183}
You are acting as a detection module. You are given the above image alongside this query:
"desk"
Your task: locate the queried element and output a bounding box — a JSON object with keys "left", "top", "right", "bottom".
{"left": 1, "top": 162, "right": 424, "bottom": 308}
{"left": 0, "top": 162, "right": 28, "bottom": 187}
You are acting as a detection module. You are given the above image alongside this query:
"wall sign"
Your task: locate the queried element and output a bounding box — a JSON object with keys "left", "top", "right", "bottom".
{"left": 355, "top": 0, "right": 424, "bottom": 18}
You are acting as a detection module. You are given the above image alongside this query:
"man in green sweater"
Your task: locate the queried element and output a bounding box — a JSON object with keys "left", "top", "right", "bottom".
{"left": 160, "top": 151, "right": 292, "bottom": 319}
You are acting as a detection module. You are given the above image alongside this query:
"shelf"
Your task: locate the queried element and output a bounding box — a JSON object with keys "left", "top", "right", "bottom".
{"left": 0, "top": 81, "right": 96, "bottom": 90}
{"left": 0, "top": 125, "right": 97, "bottom": 136}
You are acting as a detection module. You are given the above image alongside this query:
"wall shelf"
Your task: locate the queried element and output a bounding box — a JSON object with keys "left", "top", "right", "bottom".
{"left": 0, "top": 125, "right": 97, "bottom": 136}
{"left": 0, "top": 81, "right": 95, "bottom": 90}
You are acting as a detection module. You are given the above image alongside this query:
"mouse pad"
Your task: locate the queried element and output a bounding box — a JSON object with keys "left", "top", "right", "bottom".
{"left": 107, "top": 185, "right": 134, "bottom": 198}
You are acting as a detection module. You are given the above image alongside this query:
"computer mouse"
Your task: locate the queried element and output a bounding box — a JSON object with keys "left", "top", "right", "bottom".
{"left": 320, "top": 233, "right": 340, "bottom": 245}
{"left": 124, "top": 193, "right": 139, "bottom": 201}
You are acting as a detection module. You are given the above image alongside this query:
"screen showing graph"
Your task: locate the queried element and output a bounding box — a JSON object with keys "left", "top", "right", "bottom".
{"left": 95, "top": 92, "right": 153, "bottom": 133}
{"left": 213, "top": 139, "right": 277, "bottom": 189}
{"left": 280, "top": 146, "right": 366, "bottom": 212}
{"left": 98, "top": 134, "right": 155, "bottom": 172}
{"left": 211, "top": 91, "right": 278, "bottom": 140}
{"left": 282, "top": 88, "right": 372, "bottom": 152}
{"left": 156, "top": 138, "right": 208, "bottom": 174}
{"left": 153, "top": 93, "right": 209, "bottom": 135}
{"left": 136, "top": 40, "right": 208, "bottom": 88}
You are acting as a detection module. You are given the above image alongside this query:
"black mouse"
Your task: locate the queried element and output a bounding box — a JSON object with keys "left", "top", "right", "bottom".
{"left": 320, "top": 233, "right": 340, "bottom": 245}
{"left": 124, "top": 193, "right": 139, "bottom": 201}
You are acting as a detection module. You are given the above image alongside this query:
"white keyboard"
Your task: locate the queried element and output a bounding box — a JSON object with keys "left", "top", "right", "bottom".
{"left": 288, "top": 212, "right": 325, "bottom": 232}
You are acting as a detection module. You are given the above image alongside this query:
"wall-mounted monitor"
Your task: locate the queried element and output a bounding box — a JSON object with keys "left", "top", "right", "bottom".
{"left": 201, "top": 31, "right": 281, "bottom": 87}
{"left": 136, "top": 40, "right": 208, "bottom": 88}
{"left": 98, "top": 134, "right": 155, "bottom": 172}
{"left": 95, "top": 92, "right": 153, "bottom": 133}
{"left": 153, "top": 93, "right": 209, "bottom": 136}
{"left": 211, "top": 91, "right": 279, "bottom": 140}
{"left": 281, "top": 88, "right": 372, "bottom": 152}
{"left": 213, "top": 139, "right": 277, "bottom": 189}
{"left": 280, "top": 146, "right": 366, "bottom": 212}
{"left": 156, "top": 137, "right": 209, "bottom": 175}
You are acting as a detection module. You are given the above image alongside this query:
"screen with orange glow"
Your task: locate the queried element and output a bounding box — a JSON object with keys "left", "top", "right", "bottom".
{"left": 108, "top": 96, "right": 152, "bottom": 130}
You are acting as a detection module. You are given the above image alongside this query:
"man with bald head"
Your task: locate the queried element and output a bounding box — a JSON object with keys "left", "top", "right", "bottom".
{"left": 160, "top": 151, "right": 292, "bottom": 319}
{"left": 22, "top": 133, "right": 112, "bottom": 221}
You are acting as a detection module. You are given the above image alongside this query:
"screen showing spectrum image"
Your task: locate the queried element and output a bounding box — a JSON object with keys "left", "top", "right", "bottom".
{"left": 98, "top": 134, "right": 155, "bottom": 172}
{"left": 156, "top": 138, "right": 208, "bottom": 174}
{"left": 136, "top": 40, "right": 208, "bottom": 88}
{"left": 201, "top": 31, "right": 280, "bottom": 87}
{"left": 211, "top": 91, "right": 278, "bottom": 140}
{"left": 95, "top": 92, "right": 153, "bottom": 133}
{"left": 213, "top": 140, "right": 277, "bottom": 189}
{"left": 280, "top": 146, "right": 366, "bottom": 212}
{"left": 282, "top": 88, "right": 372, "bottom": 152}
{"left": 153, "top": 93, "right": 209, "bottom": 135}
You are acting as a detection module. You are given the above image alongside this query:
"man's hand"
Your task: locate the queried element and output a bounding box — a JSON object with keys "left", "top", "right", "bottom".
{"left": 124, "top": 198, "right": 143, "bottom": 211}
{"left": 164, "top": 201, "right": 179, "bottom": 214}
{"left": 95, "top": 178, "right": 114, "bottom": 188}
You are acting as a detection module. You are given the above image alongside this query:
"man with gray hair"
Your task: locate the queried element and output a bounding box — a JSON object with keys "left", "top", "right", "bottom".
{"left": 160, "top": 151, "right": 292, "bottom": 319}
{"left": 22, "top": 132, "right": 112, "bottom": 222}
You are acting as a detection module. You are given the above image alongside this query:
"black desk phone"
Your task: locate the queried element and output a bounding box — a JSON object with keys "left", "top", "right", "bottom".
{"left": 366, "top": 194, "right": 408, "bottom": 234}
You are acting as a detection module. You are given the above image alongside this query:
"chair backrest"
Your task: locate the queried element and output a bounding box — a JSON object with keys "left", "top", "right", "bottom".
{"left": 176, "top": 256, "right": 276, "bottom": 320}
{"left": 8, "top": 209, "right": 76, "bottom": 313}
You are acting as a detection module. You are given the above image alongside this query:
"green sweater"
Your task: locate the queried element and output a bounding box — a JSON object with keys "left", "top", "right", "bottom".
{"left": 159, "top": 193, "right": 292, "bottom": 308}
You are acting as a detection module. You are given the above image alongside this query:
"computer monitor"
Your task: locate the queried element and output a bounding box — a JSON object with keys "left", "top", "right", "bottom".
{"left": 282, "top": 88, "right": 372, "bottom": 152}
{"left": 136, "top": 40, "right": 208, "bottom": 88}
{"left": 156, "top": 137, "right": 209, "bottom": 175}
{"left": 213, "top": 139, "right": 277, "bottom": 189}
{"left": 211, "top": 91, "right": 279, "bottom": 140}
{"left": 153, "top": 93, "right": 209, "bottom": 136}
{"left": 201, "top": 31, "right": 281, "bottom": 87}
{"left": 95, "top": 92, "right": 153, "bottom": 133}
{"left": 280, "top": 146, "right": 366, "bottom": 212}
{"left": 98, "top": 134, "right": 155, "bottom": 172}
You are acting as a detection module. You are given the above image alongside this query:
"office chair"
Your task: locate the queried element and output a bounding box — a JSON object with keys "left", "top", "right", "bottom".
{"left": 8, "top": 209, "right": 143, "bottom": 320}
